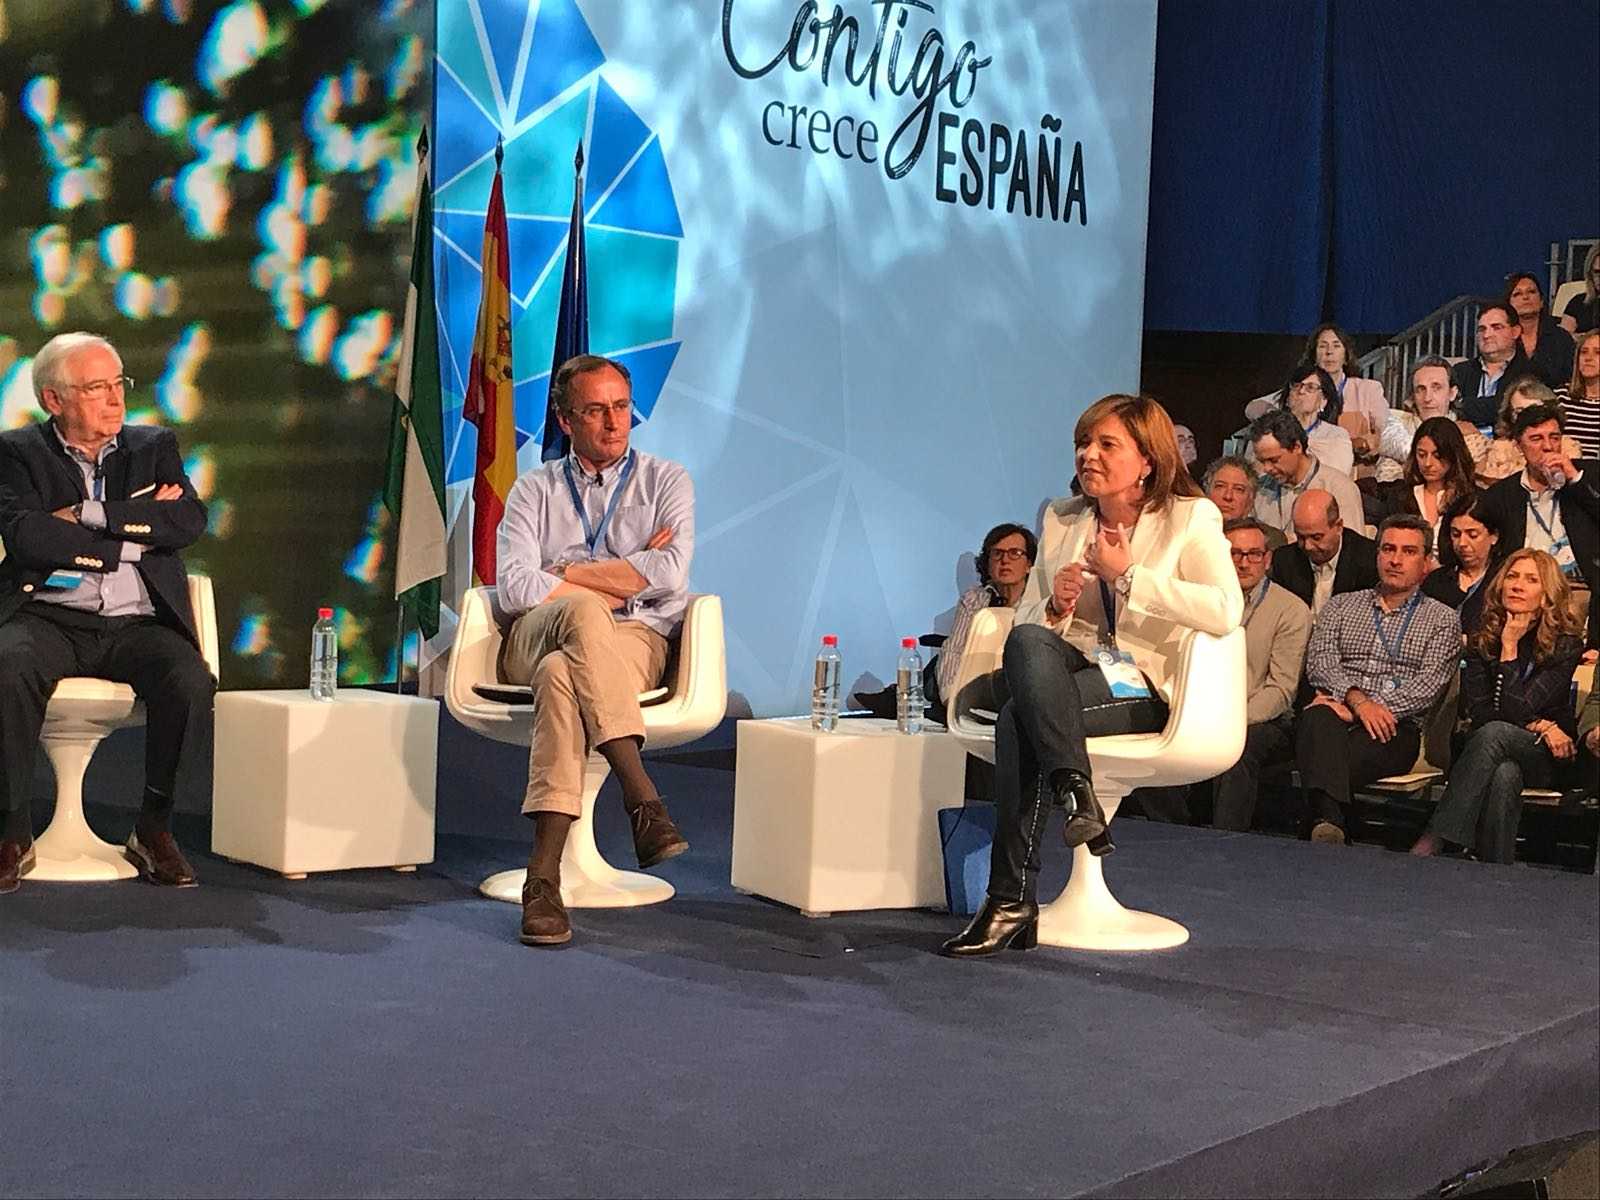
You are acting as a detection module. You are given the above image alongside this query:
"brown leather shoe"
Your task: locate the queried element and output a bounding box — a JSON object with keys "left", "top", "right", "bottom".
{"left": 125, "top": 830, "right": 199, "bottom": 887}
{"left": 0, "top": 839, "right": 35, "bottom": 895}
{"left": 520, "top": 874, "right": 572, "bottom": 946}
{"left": 630, "top": 798, "right": 688, "bottom": 869}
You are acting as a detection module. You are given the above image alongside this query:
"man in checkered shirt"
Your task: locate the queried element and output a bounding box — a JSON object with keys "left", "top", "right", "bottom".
{"left": 1295, "top": 513, "right": 1461, "bottom": 845}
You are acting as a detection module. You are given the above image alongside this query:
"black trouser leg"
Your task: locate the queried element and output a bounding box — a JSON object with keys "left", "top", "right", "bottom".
{"left": 1213, "top": 717, "right": 1295, "bottom": 832}
{"left": 1296, "top": 704, "right": 1419, "bottom": 828}
{"left": 0, "top": 612, "right": 79, "bottom": 842}
{"left": 989, "top": 701, "right": 1049, "bottom": 904}
{"left": 94, "top": 620, "right": 215, "bottom": 816}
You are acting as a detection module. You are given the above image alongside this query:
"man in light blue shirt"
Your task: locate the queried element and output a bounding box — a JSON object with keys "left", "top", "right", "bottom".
{"left": 495, "top": 354, "right": 695, "bottom": 947}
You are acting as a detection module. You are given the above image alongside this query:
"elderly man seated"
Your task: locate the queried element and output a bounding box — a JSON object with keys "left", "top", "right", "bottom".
{"left": 1203, "top": 455, "right": 1286, "bottom": 550}
{"left": 1209, "top": 517, "right": 1312, "bottom": 832}
{"left": 1295, "top": 514, "right": 1461, "bottom": 845}
{"left": 1269, "top": 489, "right": 1378, "bottom": 618}
{"left": 0, "top": 332, "right": 213, "bottom": 893}
{"left": 494, "top": 354, "right": 695, "bottom": 948}
{"left": 1250, "top": 409, "right": 1366, "bottom": 540}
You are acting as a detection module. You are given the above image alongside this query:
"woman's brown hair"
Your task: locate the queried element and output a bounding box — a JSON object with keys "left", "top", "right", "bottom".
{"left": 1569, "top": 330, "right": 1598, "bottom": 398}
{"left": 1073, "top": 394, "right": 1203, "bottom": 513}
{"left": 1471, "top": 548, "right": 1585, "bottom": 664}
{"left": 1404, "top": 416, "right": 1477, "bottom": 502}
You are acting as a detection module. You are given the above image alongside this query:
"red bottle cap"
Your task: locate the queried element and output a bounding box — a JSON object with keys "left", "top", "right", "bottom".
{"left": 821, "top": 635, "right": 838, "bottom": 646}
{"left": 901, "top": 637, "right": 916, "bottom": 648}
{"left": 318, "top": 607, "right": 333, "bottom": 619}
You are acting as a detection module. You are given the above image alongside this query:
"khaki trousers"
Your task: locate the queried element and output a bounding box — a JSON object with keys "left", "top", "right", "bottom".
{"left": 499, "top": 591, "right": 669, "bottom": 817}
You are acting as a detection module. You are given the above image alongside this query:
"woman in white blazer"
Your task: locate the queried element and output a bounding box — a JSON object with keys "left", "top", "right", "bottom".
{"left": 941, "top": 395, "right": 1244, "bottom": 958}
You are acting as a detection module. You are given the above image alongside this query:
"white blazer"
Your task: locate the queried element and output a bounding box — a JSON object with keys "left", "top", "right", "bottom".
{"left": 1015, "top": 495, "right": 1244, "bottom": 703}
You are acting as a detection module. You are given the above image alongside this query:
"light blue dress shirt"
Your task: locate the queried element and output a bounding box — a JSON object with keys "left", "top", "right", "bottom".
{"left": 35, "top": 424, "right": 154, "bottom": 619}
{"left": 495, "top": 449, "right": 694, "bottom": 638}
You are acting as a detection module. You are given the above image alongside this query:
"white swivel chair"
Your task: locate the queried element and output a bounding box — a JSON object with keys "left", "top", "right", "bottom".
{"left": 444, "top": 588, "right": 726, "bottom": 907}
{"left": 31, "top": 574, "right": 220, "bottom": 881}
{"left": 946, "top": 609, "right": 1246, "bottom": 950}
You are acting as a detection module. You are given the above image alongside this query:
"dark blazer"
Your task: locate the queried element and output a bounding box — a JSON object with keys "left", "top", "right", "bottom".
{"left": 1479, "top": 459, "right": 1600, "bottom": 647}
{"left": 1269, "top": 527, "right": 1378, "bottom": 611}
{"left": 0, "top": 420, "right": 207, "bottom": 644}
{"left": 1462, "top": 633, "right": 1585, "bottom": 736}
{"left": 1520, "top": 316, "right": 1577, "bottom": 390}
{"left": 1455, "top": 347, "right": 1537, "bottom": 428}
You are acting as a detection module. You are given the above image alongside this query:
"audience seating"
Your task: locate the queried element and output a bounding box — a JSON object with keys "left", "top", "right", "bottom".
{"left": 947, "top": 608, "right": 1247, "bottom": 949}
{"left": 444, "top": 587, "right": 726, "bottom": 907}
{"left": 30, "top": 574, "right": 220, "bottom": 882}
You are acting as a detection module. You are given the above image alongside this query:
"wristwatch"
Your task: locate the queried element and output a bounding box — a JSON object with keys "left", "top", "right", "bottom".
{"left": 1114, "top": 566, "right": 1134, "bottom": 598}
{"left": 72, "top": 501, "right": 85, "bottom": 521}
{"left": 548, "top": 558, "right": 570, "bottom": 579}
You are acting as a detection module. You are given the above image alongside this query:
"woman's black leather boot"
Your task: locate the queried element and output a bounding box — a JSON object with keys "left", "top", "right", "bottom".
{"left": 1055, "top": 769, "right": 1112, "bottom": 854}
{"left": 938, "top": 897, "right": 1039, "bottom": 957}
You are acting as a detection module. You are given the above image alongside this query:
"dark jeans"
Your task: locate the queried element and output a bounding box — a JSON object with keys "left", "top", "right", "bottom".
{"left": 989, "top": 624, "right": 1168, "bottom": 904}
{"left": 0, "top": 605, "right": 214, "bottom": 841}
{"left": 1212, "top": 715, "right": 1296, "bottom": 832}
{"left": 1427, "top": 720, "right": 1550, "bottom": 863}
{"left": 1294, "top": 703, "right": 1420, "bottom": 830}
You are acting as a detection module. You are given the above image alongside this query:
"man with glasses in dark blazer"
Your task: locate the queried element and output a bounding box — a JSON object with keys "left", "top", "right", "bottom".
{"left": 0, "top": 332, "right": 213, "bottom": 893}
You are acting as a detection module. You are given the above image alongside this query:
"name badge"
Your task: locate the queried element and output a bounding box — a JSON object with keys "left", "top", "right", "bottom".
{"left": 43, "top": 570, "right": 84, "bottom": 589}
{"left": 1094, "top": 647, "right": 1152, "bottom": 700}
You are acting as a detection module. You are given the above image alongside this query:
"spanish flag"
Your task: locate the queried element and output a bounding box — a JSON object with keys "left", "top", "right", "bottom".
{"left": 462, "top": 140, "right": 515, "bottom": 587}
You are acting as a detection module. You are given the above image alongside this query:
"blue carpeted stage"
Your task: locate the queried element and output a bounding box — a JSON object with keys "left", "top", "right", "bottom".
{"left": 3, "top": 748, "right": 1597, "bottom": 1199}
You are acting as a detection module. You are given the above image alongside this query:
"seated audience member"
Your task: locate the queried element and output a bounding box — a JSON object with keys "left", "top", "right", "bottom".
{"left": 1250, "top": 409, "right": 1365, "bottom": 538}
{"left": 0, "top": 332, "right": 214, "bottom": 894}
{"left": 1412, "top": 550, "right": 1584, "bottom": 863}
{"left": 1479, "top": 403, "right": 1600, "bottom": 647}
{"left": 1505, "top": 271, "right": 1577, "bottom": 390}
{"left": 1269, "top": 489, "right": 1377, "bottom": 617}
{"left": 1270, "top": 361, "right": 1355, "bottom": 477}
{"left": 932, "top": 523, "right": 1036, "bottom": 719}
{"left": 1477, "top": 378, "right": 1583, "bottom": 486}
{"left": 495, "top": 354, "right": 695, "bottom": 948}
{"left": 1421, "top": 492, "right": 1502, "bottom": 636}
{"left": 1555, "top": 330, "right": 1600, "bottom": 459}
{"left": 1558, "top": 245, "right": 1600, "bottom": 336}
{"left": 1309, "top": 323, "right": 1388, "bottom": 466}
{"left": 1456, "top": 302, "right": 1536, "bottom": 429}
{"left": 1209, "top": 518, "right": 1312, "bottom": 832}
{"left": 1204, "top": 455, "right": 1285, "bottom": 550}
{"left": 1371, "top": 416, "right": 1478, "bottom": 555}
{"left": 1296, "top": 514, "right": 1461, "bottom": 845}
{"left": 1377, "top": 355, "right": 1487, "bottom": 484}
{"left": 1173, "top": 424, "right": 1198, "bottom": 471}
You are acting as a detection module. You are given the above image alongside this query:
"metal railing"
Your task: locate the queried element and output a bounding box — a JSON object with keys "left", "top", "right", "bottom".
{"left": 1355, "top": 294, "right": 1482, "bottom": 402}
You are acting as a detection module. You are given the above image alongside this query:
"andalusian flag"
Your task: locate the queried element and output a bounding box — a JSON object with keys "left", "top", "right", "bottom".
{"left": 462, "top": 140, "right": 516, "bottom": 586}
{"left": 383, "top": 127, "right": 445, "bottom": 639}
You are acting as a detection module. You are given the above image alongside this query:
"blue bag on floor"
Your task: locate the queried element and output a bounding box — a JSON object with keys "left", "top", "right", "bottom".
{"left": 937, "top": 804, "right": 995, "bottom": 915}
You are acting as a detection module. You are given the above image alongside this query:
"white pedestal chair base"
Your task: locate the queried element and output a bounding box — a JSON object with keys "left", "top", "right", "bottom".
{"left": 1039, "top": 844, "right": 1188, "bottom": 951}
{"left": 30, "top": 711, "right": 141, "bottom": 884}
{"left": 479, "top": 759, "right": 675, "bottom": 908}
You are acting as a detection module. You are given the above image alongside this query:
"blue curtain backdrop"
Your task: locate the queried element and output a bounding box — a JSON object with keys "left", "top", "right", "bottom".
{"left": 1145, "top": 0, "right": 1600, "bottom": 334}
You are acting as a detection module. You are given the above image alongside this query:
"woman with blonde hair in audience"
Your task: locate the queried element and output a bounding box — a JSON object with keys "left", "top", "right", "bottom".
{"left": 1421, "top": 492, "right": 1502, "bottom": 636}
{"left": 1475, "top": 377, "right": 1583, "bottom": 486}
{"left": 1376, "top": 354, "right": 1487, "bottom": 484}
{"left": 1273, "top": 361, "right": 1354, "bottom": 477}
{"left": 941, "top": 394, "right": 1241, "bottom": 957}
{"left": 1554, "top": 331, "right": 1600, "bottom": 458}
{"left": 1372, "top": 416, "right": 1477, "bottom": 557}
{"left": 1504, "top": 271, "right": 1576, "bottom": 388}
{"left": 1411, "top": 549, "right": 1584, "bottom": 863}
{"left": 1557, "top": 244, "right": 1600, "bottom": 336}
{"left": 1308, "top": 323, "right": 1387, "bottom": 465}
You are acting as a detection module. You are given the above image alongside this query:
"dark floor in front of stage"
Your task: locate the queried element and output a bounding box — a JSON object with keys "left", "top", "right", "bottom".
{"left": 3, "top": 761, "right": 1597, "bottom": 1199}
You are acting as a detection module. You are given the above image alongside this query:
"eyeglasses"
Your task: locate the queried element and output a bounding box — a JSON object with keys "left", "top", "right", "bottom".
{"left": 988, "top": 547, "right": 1030, "bottom": 561}
{"left": 1290, "top": 380, "right": 1323, "bottom": 394}
{"left": 1229, "top": 548, "right": 1267, "bottom": 562}
{"left": 60, "top": 375, "right": 133, "bottom": 400}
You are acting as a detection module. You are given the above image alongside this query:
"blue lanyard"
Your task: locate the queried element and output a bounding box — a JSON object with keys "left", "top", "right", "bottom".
{"left": 1305, "top": 417, "right": 1324, "bottom": 437}
{"left": 1243, "top": 579, "right": 1271, "bottom": 627}
{"left": 1372, "top": 592, "right": 1422, "bottom": 685}
{"left": 562, "top": 452, "right": 635, "bottom": 557}
{"left": 1335, "top": 375, "right": 1348, "bottom": 398}
{"left": 1527, "top": 491, "right": 1561, "bottom": 542}
{"left": 1098, "top": 578, "right": 1118, "bottom": 641}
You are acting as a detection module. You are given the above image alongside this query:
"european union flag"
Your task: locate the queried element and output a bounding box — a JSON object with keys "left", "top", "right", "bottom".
{"left": 540, "top": 141, "right": 589, "bottom": 462}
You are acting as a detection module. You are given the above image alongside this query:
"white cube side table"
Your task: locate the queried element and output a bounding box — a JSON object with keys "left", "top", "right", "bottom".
{"left": 211, "top": 690, "right": 437, "bottom": 878}
{"left": 730, "top": 717, "right": 969, "bottom": 916}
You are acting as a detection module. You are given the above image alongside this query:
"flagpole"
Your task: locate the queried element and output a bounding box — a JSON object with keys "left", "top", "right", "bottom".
{"left": 394, "top": 606, "right": 406, "bottom": 694}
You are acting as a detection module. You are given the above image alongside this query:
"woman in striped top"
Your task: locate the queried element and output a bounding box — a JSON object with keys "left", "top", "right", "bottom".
{"left": 1555, "top": 331, "right": 1600, "bottom": 459}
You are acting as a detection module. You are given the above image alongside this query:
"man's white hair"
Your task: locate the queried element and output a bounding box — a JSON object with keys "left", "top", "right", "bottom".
{"left": 31, "top": 332, "right": 120, "bottom": 403}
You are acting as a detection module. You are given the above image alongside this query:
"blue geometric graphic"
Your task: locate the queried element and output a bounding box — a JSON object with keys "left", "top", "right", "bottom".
{"left": 433, "top": 0, "right": 684, "bottom": 487}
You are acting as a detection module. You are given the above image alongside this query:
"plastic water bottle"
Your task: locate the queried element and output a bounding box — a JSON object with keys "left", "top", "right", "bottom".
{"left": 896, "top": 637, "right": 925, "bottom": 734}
{"left": 811, "top": 635, "right": 841, "bottom": 731}
{"left": 310, "top": 607, "right": 338, "bottom": 701}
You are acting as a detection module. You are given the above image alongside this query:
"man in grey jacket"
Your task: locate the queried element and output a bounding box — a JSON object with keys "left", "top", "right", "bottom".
{"left": 1210, "top": 517, "right": 1312, "bottom": 831}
